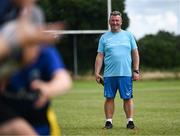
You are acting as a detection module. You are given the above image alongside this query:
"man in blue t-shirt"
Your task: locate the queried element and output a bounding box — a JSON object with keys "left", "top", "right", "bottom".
{"left": 0, "top": 45, "right": 72, "bottom": 135}
{"left": 95, "top": 11, "right": 140, "bottom": 129}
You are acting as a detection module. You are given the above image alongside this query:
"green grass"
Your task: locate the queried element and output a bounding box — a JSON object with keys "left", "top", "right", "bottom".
{"left": 52, "top": 79, "right": 180, "bottom": 136}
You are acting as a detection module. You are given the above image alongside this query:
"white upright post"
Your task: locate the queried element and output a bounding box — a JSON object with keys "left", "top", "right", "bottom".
{"left": 73, "top": 35, "right": 78, "bottom": 77}
{"left": 107, "top": 0, "right": 112, "bottom": 30}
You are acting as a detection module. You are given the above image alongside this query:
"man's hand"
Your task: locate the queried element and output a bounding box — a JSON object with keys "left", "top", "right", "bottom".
{"left": 31, "top": 80, "right": 49, "bottom": 108}
{"left": 133, "top": 72, "right": 140, "bottom": 81}
{"left": 95, "top": 74, "right": 104, "bottom": 85}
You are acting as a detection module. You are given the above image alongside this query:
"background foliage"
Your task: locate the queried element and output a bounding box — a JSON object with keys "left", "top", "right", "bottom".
{"left": 138, "top": 31, "right": 180, "bottom": 70}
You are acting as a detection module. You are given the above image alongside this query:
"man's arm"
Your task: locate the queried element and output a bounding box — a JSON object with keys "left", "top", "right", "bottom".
{"left": 95, "top": 52, "right": 104, "bottom": 83}
{"left": 31, "top": 69, "right": 72, "bottom": 108}
{"left": 132, "top": 48, "right": 140, "bottom": 81}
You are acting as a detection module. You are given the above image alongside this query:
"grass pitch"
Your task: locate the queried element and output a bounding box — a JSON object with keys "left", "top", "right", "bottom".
{"left": 52, "top": 79, "right": 180, "bottom": 136}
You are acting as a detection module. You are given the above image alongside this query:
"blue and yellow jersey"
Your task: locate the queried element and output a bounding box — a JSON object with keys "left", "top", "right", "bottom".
{"left": 2, "top": 46, "right": 64, "bottom": 135}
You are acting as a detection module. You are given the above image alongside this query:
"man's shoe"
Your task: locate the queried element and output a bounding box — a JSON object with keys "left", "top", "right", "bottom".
{"left": 127, "top": 121, "right": 135, "bottom": 129}
{"left": 104, "top": 121, "right": 113, "bottom": 129}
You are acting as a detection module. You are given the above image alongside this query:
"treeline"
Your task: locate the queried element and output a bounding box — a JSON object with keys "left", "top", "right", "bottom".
{"left": 138, "top": 31, "right": 180, "bottom": 70}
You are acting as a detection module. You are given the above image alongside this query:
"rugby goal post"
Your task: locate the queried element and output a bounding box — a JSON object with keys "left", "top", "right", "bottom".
{"left": 46, "top": 0, "right": 111, "bottom": 77}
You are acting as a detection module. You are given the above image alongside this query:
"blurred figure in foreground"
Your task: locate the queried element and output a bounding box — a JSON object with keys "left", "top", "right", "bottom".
{"left": 0, "top": 0, "right": 64, "bottom": 79}
{"left": 0, "top": 44, "right": 72, "bottom": 135}
{"left": 0, "top": 0, "right": 72, "bottom": 135}
{"left": 0, "top": 0, "right": 63, "bottom": 59}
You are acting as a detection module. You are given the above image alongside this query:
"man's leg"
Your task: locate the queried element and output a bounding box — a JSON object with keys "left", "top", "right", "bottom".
{"left": 123, "top": 98, "right": 133, "bottom": 118}
{"left": 0, "top": 118, "right": 38, "bottom": 135}
{"left": 104, "top": 98, "right": 114, "bottom": 129}
{"left": 104, "top": 98, "right": 115, "bottom": 119}
{"left": 123, "top": 98, "right": 135, "bottom": 129}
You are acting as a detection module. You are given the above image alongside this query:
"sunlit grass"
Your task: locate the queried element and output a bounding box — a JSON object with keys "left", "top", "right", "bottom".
{"left": 52, "top": 79, "right": 180, "bottom": 136}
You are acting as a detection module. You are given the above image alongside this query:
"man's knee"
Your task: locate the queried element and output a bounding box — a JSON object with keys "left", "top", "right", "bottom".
{"left": 106, "top": 98, "right": 114, "bottom": 103}
{"left": 123, "top": 98, "right": 133, "bottom": 104}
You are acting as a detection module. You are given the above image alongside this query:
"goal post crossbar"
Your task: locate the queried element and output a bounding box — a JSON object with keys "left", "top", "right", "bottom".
{"left": 45, "top": 30, "right": 108, "bottom": 35}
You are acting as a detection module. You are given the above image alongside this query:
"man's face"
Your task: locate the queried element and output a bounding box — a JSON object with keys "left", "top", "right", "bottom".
{"left": 109, "top": 15, "right": 122, "bottom": 32}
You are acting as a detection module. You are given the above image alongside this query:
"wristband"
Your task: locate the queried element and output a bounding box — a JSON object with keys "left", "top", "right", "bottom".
{"left": 133, "top": 70, "right": 140, "bottom": 74}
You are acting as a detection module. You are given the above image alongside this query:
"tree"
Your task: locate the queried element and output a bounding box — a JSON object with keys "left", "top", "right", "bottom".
{"left": 138, "top": 31, "right": 180, "bottom": 69}
{"left": 38, "top": 0, "right": 129, "bottom": 74}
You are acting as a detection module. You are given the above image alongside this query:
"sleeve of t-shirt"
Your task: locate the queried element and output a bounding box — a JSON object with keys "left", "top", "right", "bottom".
{"left": 45, "top": 47, "right": 65, "bottom": 76}
{"left": 97, "top": 35, "right": 105, "bottom": 53}
{"left": 129, "top": 32, "right": 138, "bottom": 50}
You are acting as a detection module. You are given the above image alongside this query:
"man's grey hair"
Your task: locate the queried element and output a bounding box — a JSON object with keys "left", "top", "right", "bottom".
{"left": 110, "top": 11, "right": 122, "bottom": 16}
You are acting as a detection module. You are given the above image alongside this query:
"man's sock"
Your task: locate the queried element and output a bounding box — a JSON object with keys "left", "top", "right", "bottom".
{"left": 127, "top": 118, "right": 133, "bottom": 123}
{"left": 106, "top": 118, "right": 112, "bottom": 124}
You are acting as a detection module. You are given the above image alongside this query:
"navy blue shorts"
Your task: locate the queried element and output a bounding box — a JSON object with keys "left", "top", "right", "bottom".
{"left": 0, "top": 99, "right": 19, "bottom": 125}
{"left": 104, "top": 76, "right": 133, "bottom": 99}
{"left": 0, "top": 96, "right": 60, "bottom": 136}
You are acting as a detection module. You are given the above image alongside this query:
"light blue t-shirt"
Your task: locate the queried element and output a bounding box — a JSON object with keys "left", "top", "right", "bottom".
{"left": 98, "top": 30, "right": 137, "bottom": 77}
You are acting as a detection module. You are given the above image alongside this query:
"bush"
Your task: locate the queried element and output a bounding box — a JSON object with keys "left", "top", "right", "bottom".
{"left": 138, "top": 31, "right": 180, "bottom": 69}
